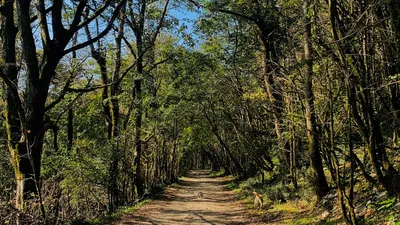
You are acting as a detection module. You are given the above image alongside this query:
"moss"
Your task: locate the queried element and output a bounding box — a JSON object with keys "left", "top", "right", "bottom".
{"left": 292, "top": 217, "right": 319, "bottom": 225}
{"left": 269, "top": 202, "right": 302, "bottom": 213}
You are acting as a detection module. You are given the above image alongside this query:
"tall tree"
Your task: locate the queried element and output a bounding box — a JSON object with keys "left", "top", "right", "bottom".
{"left": 302, "top": 0, "right": 329, "bottom": 199}
{"left": 0, "top": 0, "right": 126, "bottom": 210}
{"left": 125, "top": 0, "right": 170, "bottom": 198}
{"left": 327, "top": 0, "right": 397, "bottom": 189}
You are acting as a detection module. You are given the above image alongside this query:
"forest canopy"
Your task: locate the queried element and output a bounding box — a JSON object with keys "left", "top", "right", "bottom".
{"left": 1, "top": 0, "right": 400, "bottom": 224}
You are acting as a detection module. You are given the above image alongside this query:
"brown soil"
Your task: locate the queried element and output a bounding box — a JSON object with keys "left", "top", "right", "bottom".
{"left": 116, "top": 170, "right": 258, "bottom": 225}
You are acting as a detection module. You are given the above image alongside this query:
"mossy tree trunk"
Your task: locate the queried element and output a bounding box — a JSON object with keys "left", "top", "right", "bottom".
{"left": 0, "top": 0, "right": 126, "bottom": 211}
{"left": 303, "top": 0, "right": 329, "bottom": 199}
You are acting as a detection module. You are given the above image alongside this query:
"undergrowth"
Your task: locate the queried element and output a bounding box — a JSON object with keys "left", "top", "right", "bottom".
{"left": 210, "top": 169, "right": 226, "bottom": 178}
{"left": 65, "top": 200, "right": 149, "bottom": 225}
{"left": 66, "top": 185, "right": 166, "bottom": 225}
{"left": 224, "top": 170, "right": 400, "bottom": 225}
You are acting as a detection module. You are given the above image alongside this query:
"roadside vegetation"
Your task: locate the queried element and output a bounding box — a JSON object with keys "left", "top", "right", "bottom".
{"left": 1, "top": 0, "right": 400, "bottom": 224}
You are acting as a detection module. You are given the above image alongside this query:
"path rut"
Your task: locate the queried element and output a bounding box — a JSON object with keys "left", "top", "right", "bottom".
{"left": 117, "top": 170, "right": 255, "bottom": 225}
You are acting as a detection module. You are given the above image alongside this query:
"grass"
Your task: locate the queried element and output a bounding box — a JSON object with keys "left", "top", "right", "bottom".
{"left": 210, "top": 169, "right": 226, "bottom": 177}
{"left": 224, "top": 173, "right": 344, "bottom": 225}
{"left": 225, "top": 171, "right": 400, "bottom": 225}
{"left": 68, "top": 200, "right": 150, "bottom": 225}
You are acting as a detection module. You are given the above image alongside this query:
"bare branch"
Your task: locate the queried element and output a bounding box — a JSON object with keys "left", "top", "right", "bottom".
{"left": 45, "top": 56, "right": 89, "bottom": 111}
{"left": 67, "top": 60, "right": 136, "bottom": 93}
{"left": 75, "top": 0, "right": 113, "bottom": 31}
{"left": 186, "top": 0, "right": 202, "bottom": 8}
{"left": 63, "top": 0, "right": 127, "bottom": 56}
{"left": 69, "top": 0, "right": 89, "bottom": 32}
{"left": 145, "top": 57, "right": 172, "bottom": 73}
{"left": 30, "top": 6, "right": 52, "bottom": 23}
{"left": 122, "top": 36, "right": 137, "bottom": 59}
{"left": 45, "top": 76, "right": 72, "bottom": 111}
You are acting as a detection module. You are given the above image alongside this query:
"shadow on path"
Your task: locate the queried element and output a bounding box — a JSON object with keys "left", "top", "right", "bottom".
{"left": 117, "top": 170, "right": 252, "bottom": 225}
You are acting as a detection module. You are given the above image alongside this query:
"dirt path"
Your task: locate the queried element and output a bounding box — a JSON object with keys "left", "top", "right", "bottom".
{"left": 117, "top": 170, "right": 255, "bottom": 225}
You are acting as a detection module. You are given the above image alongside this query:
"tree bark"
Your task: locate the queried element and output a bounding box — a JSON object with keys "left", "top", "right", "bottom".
{"left": 386, "top": 1, "right": 400, "bottom": 139}
{"left": 16, "top": 0, "right": 56, "bottom": 206}
{"left": 0, "top": 0, "right": 126, "bottom": 210}
{"left": 108, "top": 5, "right": 126, "bottom": 212}
{"left": 1, "top": 0, "right": 24, "bottom": 210}
{"left": 328, "top": 0, "right": 397, "bottom": 189}
{"left": 303, "top": 0, "right": 329, "bottom": 199}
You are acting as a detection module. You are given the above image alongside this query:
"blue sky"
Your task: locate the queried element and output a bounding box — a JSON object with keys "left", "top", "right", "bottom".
{"left": 170, "top": 5, "right": 199, "bottom": 31}
{"left": 169, "top": 5, "right": 202, "bottom": 48}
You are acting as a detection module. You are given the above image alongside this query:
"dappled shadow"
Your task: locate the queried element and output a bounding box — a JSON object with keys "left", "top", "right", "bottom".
{"left": 117, "top": 170, "right": 252, "bottom": 225}
{"left": 250, "top": 207, "right": 339, "bottom": 225}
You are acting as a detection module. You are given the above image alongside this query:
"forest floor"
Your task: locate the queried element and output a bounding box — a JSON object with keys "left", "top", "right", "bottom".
{"left": 115, "top": 170, "right": 259, "bottom": 225}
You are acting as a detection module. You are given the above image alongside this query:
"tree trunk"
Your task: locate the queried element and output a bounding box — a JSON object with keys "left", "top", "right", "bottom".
{"left": 1, "top": 0, "right": 24, "bottom": 209}
{"left": 108, "top": 6, "right": 125, "bottom": 212}
{"left": 257, "top": 25, "right": 291, "bottom": 172}
{"left": 14, "top": 0, "right": 57, "bottom": 209}
{"left": 134, "top": 56, "right": 144, "bottom": 198}
{"left": 1, "top": 0, "right": 126, "bottom": 212}
{"left": 303, "top": 0, "right": 329, "bottom": 199}
{"left": 386, "top": 1, "right": 400, "bottom": 141}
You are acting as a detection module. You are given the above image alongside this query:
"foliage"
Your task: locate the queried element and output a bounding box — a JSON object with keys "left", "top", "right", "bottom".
{"left": 1, "top": 0, "right": 400, "bottom": 224}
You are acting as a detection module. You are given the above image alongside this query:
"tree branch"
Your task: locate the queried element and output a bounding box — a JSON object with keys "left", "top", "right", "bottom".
{"left": 30, "top": 6, "right": 53, "bottom": 23}
{"left": 69, "top": 0, "right": 89, "bottom": 33}
{"left": 41, "top": 118, "right": 59, "bottom": 151}
{"left": 186, "top": 0, "right": 257, "bottom": 22}
{"left": 145, "top": 57, "right": 172, "bottom": 73}
{"left": 75, "top": 0, "right": 113, "bottom": 31}
{"left": 45, "top": 56, "right": 89, "bottom": 111}
{"left": 217, "top": 9, "right": 257, "bottom": 23}
{"left": 37, "top": 0, "right": 52, "bottom": 47}
{"left": 67, "top": 60, "right": 136, "bottom": 93}
{"left": 122, "top": 36, "right": 137, "bottom": 59}
{"left": 127, "top": 0, "right": 138, "bottom": 31}
{"left": 150, "top": 0, "right": 170, "bottom": 45}
{"left": 17, "top": 0, "right": 40, "bottom": 80}
{"left": 45, "top": 76, "right": 72, "bottom": 111}
{"left": 63, "top": 0, "right": 127, "bottom": 56}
